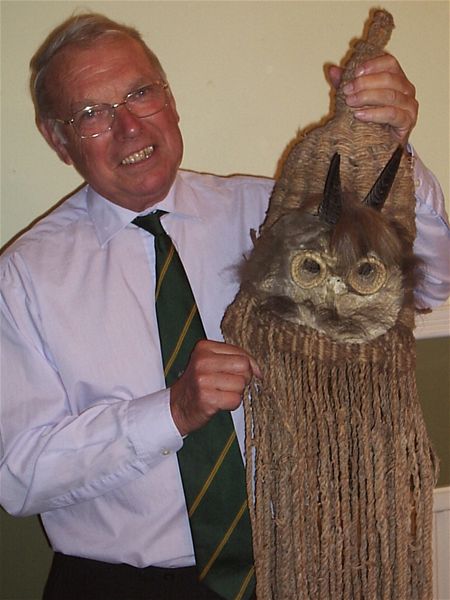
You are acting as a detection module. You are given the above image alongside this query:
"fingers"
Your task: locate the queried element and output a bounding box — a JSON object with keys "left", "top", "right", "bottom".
{"left": 169, "top": 340, "right": 261, "bottom": 436}
{"left": 342, "top": 54, "right": 418, "bottom": 144}
{"left": 201, "top": 340, "right": 262, "bottom": 379}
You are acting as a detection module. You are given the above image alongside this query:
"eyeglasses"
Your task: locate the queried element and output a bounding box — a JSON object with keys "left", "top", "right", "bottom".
{"left": 55, "top": 81, "right": 169, "bottom": 138}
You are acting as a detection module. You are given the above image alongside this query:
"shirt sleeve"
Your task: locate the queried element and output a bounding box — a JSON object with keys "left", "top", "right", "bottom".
{"left": 411, "top": 148, "right": 450, "bottom": 308}
{"left": 0, "top": 261, "right": 182, "bottom": 517}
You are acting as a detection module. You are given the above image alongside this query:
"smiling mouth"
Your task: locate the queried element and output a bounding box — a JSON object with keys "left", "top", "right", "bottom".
{"left": 121, "top": 145, "right": 154, "bottom": 165}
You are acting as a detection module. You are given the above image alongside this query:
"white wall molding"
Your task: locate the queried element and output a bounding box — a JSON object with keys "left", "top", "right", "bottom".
{"left": 433, "top": 486, "right": 450, "bottom": 600}
{"left": 415, "top": 303, "right": 450, "bottom": 340}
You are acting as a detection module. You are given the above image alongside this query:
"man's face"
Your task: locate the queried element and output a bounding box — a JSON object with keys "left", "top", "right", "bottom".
{"left": 41, "top": 35, "right": 183, "bottom": 211}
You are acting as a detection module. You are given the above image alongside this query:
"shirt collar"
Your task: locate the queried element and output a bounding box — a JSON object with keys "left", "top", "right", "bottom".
{"left": 87, "top": 171, "right": 201, "bottom": 246}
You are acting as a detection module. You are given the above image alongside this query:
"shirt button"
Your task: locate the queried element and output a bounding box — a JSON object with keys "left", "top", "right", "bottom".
{"left": 414, "top": 178, "right": 421, "bottom": 188}
{"left": 161, "top": 448, "right": 171, "bottom": 456}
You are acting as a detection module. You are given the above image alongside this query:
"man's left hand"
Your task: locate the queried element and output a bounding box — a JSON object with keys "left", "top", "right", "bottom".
{"left": 328, "top": 54, "right": 418, "bottom": 145}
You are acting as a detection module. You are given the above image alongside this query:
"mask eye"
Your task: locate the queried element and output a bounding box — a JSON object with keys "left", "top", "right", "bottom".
{"left": 348, "top": 256, "right": 387, "bottom": 295}
{"left": 291, "top": 251, "right": 327, "bottom": 288}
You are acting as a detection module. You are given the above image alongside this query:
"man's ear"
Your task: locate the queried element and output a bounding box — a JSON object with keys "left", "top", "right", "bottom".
{"left": 38, "top": 118, "right": 74, "bottom": 165}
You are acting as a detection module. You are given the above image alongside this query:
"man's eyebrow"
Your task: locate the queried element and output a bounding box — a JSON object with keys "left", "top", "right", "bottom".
{"left": 69, "top": 78, "right": 158, "bottom": 111}
{"left": 127, "top": 77, "right": 161, "bottom": 93}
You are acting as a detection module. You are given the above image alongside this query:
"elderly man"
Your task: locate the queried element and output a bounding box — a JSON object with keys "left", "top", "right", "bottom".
{"left": 1, "top": 12, "right": 449, "bottom": 600}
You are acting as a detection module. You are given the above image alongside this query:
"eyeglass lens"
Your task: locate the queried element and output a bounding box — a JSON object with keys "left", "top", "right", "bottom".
{"left": 74, "top": 82, "right": 167, "bottom": 137}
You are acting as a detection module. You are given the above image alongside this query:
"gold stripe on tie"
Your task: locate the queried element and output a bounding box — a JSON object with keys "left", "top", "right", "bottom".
{"left": 189, "top": 430, "right": 237, "bottom": 518}
{"left": 235, "top": 566, "right": 256, "bottom": 600}
{"left": 199, "top": 499, "right": 248, "bottom": 581}
{"left": 155, "top": 244, "right": 175, "bottom": 300}
{"left": 163, "top": 304, "right": 198, "bottom": 378}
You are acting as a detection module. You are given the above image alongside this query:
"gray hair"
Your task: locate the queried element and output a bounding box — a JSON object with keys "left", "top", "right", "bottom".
{"left": 30, "top": 12, "right": 166, "bottom": 120}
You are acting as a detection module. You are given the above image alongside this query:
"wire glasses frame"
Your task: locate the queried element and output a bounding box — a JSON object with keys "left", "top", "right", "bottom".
{"left": 54, "top": 81, "right": 169, "bottom": 139}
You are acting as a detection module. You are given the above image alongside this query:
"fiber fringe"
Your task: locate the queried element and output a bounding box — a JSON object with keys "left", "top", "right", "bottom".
{"left": 222, "top": 294, "right": 437, "bottom": 600}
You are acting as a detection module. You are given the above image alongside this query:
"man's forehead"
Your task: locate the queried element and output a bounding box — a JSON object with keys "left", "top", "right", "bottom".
{"left": 50, "top": 34, "right": 153, "bottom": 75}
{"left": 46, "top": 35, "right": 160, "bottom": 106}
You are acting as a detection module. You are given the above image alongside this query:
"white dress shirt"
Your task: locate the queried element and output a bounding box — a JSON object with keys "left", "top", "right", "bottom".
{"left": 1, "top": 162, "right": 449, "bottom": 568}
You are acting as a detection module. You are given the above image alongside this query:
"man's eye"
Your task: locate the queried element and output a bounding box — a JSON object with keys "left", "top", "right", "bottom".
{"left": 82, "top": 110, "right": 98, "bottom": 120}
{"left": 79, "top": 107, "right": 105, "bottom": 122}
{"left": 133, "top": 86, "right": 155, "bottom": 101}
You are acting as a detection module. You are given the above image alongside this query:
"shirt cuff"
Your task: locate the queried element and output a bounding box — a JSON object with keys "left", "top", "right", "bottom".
{"left": 128, "top": 389, "right": 183, "bottom": 463}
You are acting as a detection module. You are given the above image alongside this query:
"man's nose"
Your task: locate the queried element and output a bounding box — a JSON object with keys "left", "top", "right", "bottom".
{"left": 112, "top": 104, "right": 143, "bottom": 138}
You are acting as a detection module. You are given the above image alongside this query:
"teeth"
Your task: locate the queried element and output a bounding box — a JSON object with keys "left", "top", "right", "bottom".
{"left": 122, "top": 145, "right": 154, "bottom": 165}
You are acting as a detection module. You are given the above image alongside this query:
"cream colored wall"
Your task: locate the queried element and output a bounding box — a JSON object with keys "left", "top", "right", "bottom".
{"left": 1, "top": 0, "right": 449, "bottom": 246}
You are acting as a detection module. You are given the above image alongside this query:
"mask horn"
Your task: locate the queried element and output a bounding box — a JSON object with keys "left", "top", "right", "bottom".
{"left": 363, "top": 145, "right": 403, "bottom": 210}
{"left": 319, "top": 153, "right": 342, "bottom": 225}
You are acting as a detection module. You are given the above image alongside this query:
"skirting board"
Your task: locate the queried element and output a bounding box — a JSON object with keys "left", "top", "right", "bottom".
{"left": 416, "top": 303, "right": 450, "bottom": 339}
{"left": 433, "top": 486, "right": 450, "bottom": 600}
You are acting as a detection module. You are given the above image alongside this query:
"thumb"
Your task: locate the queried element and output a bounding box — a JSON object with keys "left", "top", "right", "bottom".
{"left": 327, "top": 64, "right": 343, "bottom": 90}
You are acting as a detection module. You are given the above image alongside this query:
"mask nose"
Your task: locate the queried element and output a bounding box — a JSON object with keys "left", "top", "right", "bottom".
{"left": 328, "top": 275, "right": 347, "bottom": 295}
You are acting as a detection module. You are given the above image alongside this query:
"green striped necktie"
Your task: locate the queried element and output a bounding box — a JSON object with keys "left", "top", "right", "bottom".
{"left": 133, "top": 211, "right": 255, "bottom": 600}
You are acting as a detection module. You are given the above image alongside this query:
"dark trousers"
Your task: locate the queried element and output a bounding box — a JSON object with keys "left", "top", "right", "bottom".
{"left": 43, "top": 553, "right": 226, "bottom": 600}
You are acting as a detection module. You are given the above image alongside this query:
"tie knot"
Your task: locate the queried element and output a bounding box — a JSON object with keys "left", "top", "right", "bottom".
{"left": 133, "top": 210, "right": 168, "bottom": 236}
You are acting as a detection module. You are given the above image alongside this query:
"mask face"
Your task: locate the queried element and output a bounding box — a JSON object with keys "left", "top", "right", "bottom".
{"left": 241, "top": 150, "right": 415, "bottom": 343}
